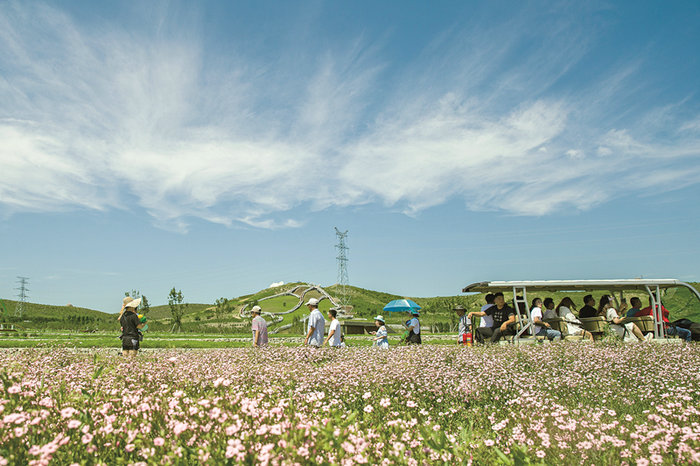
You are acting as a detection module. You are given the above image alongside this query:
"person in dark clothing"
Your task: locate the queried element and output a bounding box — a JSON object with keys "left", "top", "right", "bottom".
{"left": 119, "top": 297, "right": 144, "bottom": 357}
{"left": 468, "top": 292, "right": 516, "bottom": 343}
{"left": 579, "top": 294, "right": 598, "bottom": 318}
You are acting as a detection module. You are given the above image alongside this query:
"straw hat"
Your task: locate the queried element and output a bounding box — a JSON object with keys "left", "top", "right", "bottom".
{"left": 123, "top": 296, "right": 134, "bottom": 306}
{"left": 125, "top": 298, "right": 141, "bottom": 308}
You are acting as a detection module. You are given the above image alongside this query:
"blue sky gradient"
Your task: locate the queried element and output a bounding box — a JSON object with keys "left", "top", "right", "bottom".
{"left": 1, "top": 1, "right": 699, "bottom": 311}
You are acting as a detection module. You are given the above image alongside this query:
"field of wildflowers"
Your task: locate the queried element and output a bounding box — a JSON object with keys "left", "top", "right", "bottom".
{"left": 1, "top": 343, "right": 699, "bottom": 465}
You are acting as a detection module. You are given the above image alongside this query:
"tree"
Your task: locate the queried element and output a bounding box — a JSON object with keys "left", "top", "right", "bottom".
{"left": 168, "top": 288, "right": 187, "bottom": 333}
{"left": 140, "top": 295, "right": 150, "bottom": 315}
{"left": 214, "top": 297, "right": 229, "bottom": 333}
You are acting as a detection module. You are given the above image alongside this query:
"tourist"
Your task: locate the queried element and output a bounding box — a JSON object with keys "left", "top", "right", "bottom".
{"left": 638, "top": 297, "right": 692, "bottom": 341}
{"left": 304, "top": 298, "right": 325, "bottom": 347}
{"left": 599, "top": 295, "right": 650, "bottom": 342}
{"left": 542, "top": 298, "right": 556, "bottom": 319}
{"left": 579, "top": 295, "right": 598, "bottom": 318}
{"left": 468, "top": 292, "right": 516, "bottom": 343}
{"left": 119, "top": 297, "right": 143, "bottom": 357}
{"left": 625, "top": 297, "right": 643, "bottom": 318}
{"left": 475, "top": 294, "right": 495, "bottom": 343}
{"left": 405, "top": 309, "right": 421, "bottom": 344}
{"left": 323, "top": 309, "right": 343, "bottom": 347}
{"left": 453, "top": 304, "right": 470, "bottom": 345}
{"left": 555, "top": 297, "right": 594, "bottom": 341}
{"left": 251, "top": 305, "right": 268, "bottom": 347}
{"left": 371, "top": 315, "right": 389, "bottom": 349}
{"left": 530, "top": 297, "right": 561, "bottom": 341}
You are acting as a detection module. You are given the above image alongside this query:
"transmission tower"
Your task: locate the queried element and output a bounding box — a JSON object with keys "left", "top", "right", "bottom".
{"left": 334, "top": 227, "right": 349, "bottom": 310}
{"left": 15, "top": 276, "right": 29, "bottom": 318}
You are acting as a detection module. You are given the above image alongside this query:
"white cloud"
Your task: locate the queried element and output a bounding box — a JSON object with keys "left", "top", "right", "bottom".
{"left": 0, "top": 2, "right": 698, "bottom": 229}
{"left": 269, "top": 281, "right": 285, "bottom": 288}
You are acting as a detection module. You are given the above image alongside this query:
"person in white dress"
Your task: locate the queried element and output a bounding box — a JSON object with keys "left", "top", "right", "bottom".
{"left": 371, "top": 315, "right": 389, "bottom": 349}
{"left": 555, "top": 297, "right": 593, "bottom": 341}
{"left": 598, "top": 295, "right": 651, "bottom": 342}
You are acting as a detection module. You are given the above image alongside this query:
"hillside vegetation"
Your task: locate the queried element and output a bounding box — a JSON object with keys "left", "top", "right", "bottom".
{"left": 2, "top": 282, "right": 699, "bottom": 334}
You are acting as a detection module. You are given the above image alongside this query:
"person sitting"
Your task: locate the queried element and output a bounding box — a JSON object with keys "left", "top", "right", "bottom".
{"left": 530, "top": 297, "right": 561, "bottom": 341}
{"left": 599, "top": 295, "right": 650, "bottom": 342}
{"left": 555, "top": 297, "right": 594, "bottom": 341}
{"left": 542, "top": 298, "right": 557, "bottom": 319}
{"left": 625, "top": 297, "right": 643, "bottom": 317}
{"left": 475, "top": 294, "right": 495, "bottom": 343}
{"left": 638, "top": 297, "right": 692, "bottom": 342}
{"left": 468, "top": 292, "right": 516, "bottom": 343}
{"left": 579, "top": 294, "right": 598, "bottom": 318}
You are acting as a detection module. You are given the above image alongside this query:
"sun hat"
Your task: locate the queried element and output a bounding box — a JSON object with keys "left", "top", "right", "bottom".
{"left": 125, "top": 298, "right": 141, "bottom": 308}
{"left": 453, "top": 305, "right": 466, "bottom": 312}
{"left": 123, "top": 296, "right": 134, "bottom": 306}
{"left": 251, "top": 305, "right": 262, "bottom": 314}
{"left": 374, "top": 315, "right": 385, "bottom": 323}
{"left": 306, "top": 298, "right": 319, "bottom": 307}
{"left": 410, "top": 309, "right": 420, "bottom": 315}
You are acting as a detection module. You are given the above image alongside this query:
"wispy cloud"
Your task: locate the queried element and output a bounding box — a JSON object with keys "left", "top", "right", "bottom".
{"left": 0, "top": 1, "right": 698, "bottom": 230}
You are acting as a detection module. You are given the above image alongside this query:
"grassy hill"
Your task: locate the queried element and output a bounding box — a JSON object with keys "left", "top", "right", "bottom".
{"left": 2, "top": 281, "right": 699, "bottom": 334}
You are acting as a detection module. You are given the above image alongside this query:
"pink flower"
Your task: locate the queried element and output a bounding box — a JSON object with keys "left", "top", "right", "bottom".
{"left": 484, "top": 439, "right": 495, "bottom": 447}
{"left": 125, "top": 444, "right": 135, "bottom": 452}
{"left": 67, "top": 420, "right": 81, "bottom": 429}
{"left": 7, "top": 385, "right": 20, "bottom": 394}
{"left": 153, "top": 437, "right": 165, "bottom": 447}
{"left": 364, "top": 405, "right": 374, "bottom": 413}
{"left": 81, "top": 434, "right": 93, "bottom": 444}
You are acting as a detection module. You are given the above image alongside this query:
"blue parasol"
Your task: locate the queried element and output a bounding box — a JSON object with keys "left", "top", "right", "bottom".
{"left": 383, "top": 299, "right": 421, "bottom": 313}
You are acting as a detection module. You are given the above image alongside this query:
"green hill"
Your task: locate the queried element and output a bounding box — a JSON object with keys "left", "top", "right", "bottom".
{"left": 2, "top": 281, "right": 699, "bottom": 334}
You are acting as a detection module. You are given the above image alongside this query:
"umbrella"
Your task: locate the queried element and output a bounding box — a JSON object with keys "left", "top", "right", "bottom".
{"left": 383, "top": 299, "right": 421, "bottom": 313}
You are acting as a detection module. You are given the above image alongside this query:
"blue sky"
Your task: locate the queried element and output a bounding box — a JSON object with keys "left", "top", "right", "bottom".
{"left": 1, "top": 1, "right": 699, "bottom": 312}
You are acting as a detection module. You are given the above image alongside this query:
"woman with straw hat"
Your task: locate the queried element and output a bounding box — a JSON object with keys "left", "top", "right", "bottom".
{"left": 370, "top": 315, "right": 389, "bottom": 349}
{"left": 119, "top": 296, "right": 144, "bottom": 357}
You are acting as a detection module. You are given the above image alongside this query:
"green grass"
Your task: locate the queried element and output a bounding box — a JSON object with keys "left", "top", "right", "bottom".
{"left": 2, "top": 281, "right": 699, "bottom": 336}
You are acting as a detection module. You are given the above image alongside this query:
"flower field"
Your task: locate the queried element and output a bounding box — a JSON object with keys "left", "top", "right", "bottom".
{"left": 1, "top": 343, "right": 699, "bottom": 465}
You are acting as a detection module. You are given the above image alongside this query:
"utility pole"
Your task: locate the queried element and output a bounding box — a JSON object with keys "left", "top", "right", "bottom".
{"left": 334, "top": 228, "right": 349, "bottom": 310}
{"left": 15, "top": 276, "right": 29, "bottom": 319}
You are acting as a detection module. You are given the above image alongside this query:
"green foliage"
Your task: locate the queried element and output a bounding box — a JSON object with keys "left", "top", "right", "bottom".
{"left": 167, "top": 288, "right": 187, "bottom": 333}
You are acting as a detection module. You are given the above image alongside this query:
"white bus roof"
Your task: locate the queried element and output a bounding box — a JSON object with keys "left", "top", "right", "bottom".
{"left": 462, "top": 279, "right": 698, "bottom": 295}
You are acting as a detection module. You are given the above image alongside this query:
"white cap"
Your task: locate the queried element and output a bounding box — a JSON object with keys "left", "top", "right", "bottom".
{"left": 374, "top": 315, "right": 385, "bottom": 322}
{"left": 251, "top": 305, "right": 262, "bottom": 314}
{"left": 306, "top": 298, "right": 319, "bottom": 307}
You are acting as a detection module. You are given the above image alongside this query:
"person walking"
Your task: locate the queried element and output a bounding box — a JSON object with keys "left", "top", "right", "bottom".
{"left": 251, "top": 305, "right": 268, "bottom": 347}
{"left": 371, "top": 315, "right": 389, "bottom": 349}
{"left": 304, "top": 298, "right": 325, "bottom": 347}
{"left": 405, "top": 309, "right": 421, "bottom": 344}
{"left": 119, "top": 297, "right": 143, "bottom": 357}
{"left": 323, "top": 309, "right": 342, "bottom": 347}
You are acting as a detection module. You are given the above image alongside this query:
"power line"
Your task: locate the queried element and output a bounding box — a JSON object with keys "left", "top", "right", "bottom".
{"left": 334, "top": 227, "right": 349, "bottom": 310}
{"left": 15, "top": 276, "right": 29, "bottom": 319}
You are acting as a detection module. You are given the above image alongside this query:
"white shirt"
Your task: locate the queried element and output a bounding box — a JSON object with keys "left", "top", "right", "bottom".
{"left": 559, "top": 306, "right": 581, "bottom": 335}
{"left": 479, "top": 304, "right": 494, "bottom": 328}
{"left": 307, "top": 309, "right": 325, "bottom": 346}
{"left": 328, "top": 319, "right": 342, "bottom": 347}
{"left": 408, "top": 317, "right": 420, "bottom": 335}
{"left": 606, "top": 307, "right": 636, "bottom": 342}
{"left": 531, "top": 306, "right": 544, "bottom": 331}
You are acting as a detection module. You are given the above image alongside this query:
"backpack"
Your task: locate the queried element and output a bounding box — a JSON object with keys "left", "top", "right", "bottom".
{"left": 672, "top": 318, "right": 693, "bottom": 329}
{"left": 689, "top": 323, "right": 700, "bottom": 342}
